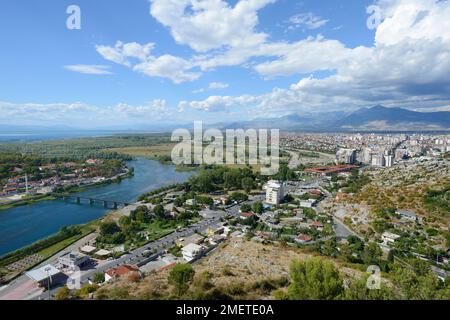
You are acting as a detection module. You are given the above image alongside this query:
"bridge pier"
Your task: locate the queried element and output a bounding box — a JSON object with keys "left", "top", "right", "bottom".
{"left": 89, "top": 199, "right": 94, "bottom": 205}
{"left": 103, "top": 201, "right": 108, "bottom": 208}
{"left": 113, "top": 202, "right": 118, "bottom": 210}
{"left": 76, "top": 197, "right": 81, "bottom": 204}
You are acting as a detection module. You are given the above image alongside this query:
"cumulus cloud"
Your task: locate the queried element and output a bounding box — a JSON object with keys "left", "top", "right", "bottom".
{"left": 96, "top": 41, "right": 155, "bottom": 66}
{"left": 133, "top": 55, "right": 201, "bottom": 84}
{"left": 149, "top": 0, "right": 275, "bottom": 52}
{"left": 64, "top": 65, "right": 113, "bottom": 75}
{"left": 96, "top": 41, "right": 199, "bottom": 83}
{"left": 179, "top": 94, "right": 257, "bottom": 112}
{"left": 91, "top": 0, "right": 450, "bottom": 115}
{"left": 0, "top": 100, "right": 172, "bottom": 127}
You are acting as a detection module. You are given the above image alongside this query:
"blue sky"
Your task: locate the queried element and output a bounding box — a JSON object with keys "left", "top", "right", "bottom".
{"left": 0, "top": 0, "right": 449, "bottom": 128}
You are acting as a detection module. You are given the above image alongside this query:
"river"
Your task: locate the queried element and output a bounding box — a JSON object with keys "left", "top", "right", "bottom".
{"left": 0, "top": 158, "right": 194, "bottom": 256}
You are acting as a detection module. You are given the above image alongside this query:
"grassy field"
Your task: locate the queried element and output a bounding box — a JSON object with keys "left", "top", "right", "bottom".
{"left": 105, "top": 144, "right": 176, "bottom": 159}
{"left": 106, "top": 144, "right": 278, "bottom": 173}
{"left": 37, "top": 225, "right": 93, "bottom": 259}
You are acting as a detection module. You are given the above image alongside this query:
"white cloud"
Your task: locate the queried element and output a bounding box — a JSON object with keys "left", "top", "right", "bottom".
{"left": 193, "top": 82, "right": 229, "bottom": 93}
{"left": 179, "top": 94, "right": 257, "bottom": 112}
{"left": 133, "top": 55, "right": 201, "bottom": 84}
{"left": 96, "top": 41, "right": 155, "bottom": 66}
{"left": 96, "top": 41, "right": 199, "bottom": 83}
{"left": 91, "top": 0, "right": 450, "bottom": 114}
{"left": 64, "top": 65, "right": 113, "bottom": 75}
{"left": 0, "top": 100, "right": 173, "bottom": 127}
{"left": 288, "top": 12, "right": 329, "bottom": 30}
{"left": 149, "top": 0, "right": 276, "bottom": 52}
{"left": 113, "top": 99, "right": 170, "bottom": 117}
{"left": 209, "top": 82, "right": 229, "bottom": 89}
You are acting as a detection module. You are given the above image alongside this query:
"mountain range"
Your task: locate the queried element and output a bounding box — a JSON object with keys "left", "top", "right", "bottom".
{"left": 1, "top": 106, "right": 449, "bottom": 134}
{"left": 220, "top": 106, "right": 450, "bottom": 132}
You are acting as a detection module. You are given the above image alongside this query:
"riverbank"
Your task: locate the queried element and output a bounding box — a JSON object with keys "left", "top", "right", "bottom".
{"left": 0, "top": 224, "right": 94, "bottom": 283}
{"left": 0, "top": 167, "right": 134, "bottom": 212}
{"left": 0, "top": 183, "right": 186, "bottom": 284}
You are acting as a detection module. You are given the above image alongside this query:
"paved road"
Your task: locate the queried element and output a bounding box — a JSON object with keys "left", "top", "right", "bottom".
{"left": 30, "top": 205, "right": 242, "bottom": 300}
{"left": 333, "top": 218, "right": 361, "bottom": 240}
{"left": 0, "top": 232, "right": 98, "bottom": 300}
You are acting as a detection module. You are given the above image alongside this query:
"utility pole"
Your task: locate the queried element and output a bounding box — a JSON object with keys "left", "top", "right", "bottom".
{"left": 44, "top": 266, "right": 52, "bottom": 300}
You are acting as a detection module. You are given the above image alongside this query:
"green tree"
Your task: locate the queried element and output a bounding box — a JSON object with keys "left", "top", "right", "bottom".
{"left": 135, "top": 210, "right": 151, "bottom": 223}
{"left": 231, "top": 192, "right": 248, "bottom": 202}
{"left": 361, "top": 242, "right": 382, "bottom": 265}
{"left": 339, "top": 243, "right": 353, "bottom": 262}
{"left": 321, "top": 238, "right": 338, "bottom": 257}
{"left": 119, "top": 216, "right": 131, "bottom": 227}
{"left": 153, "top": 205, "right": 166, "bottom": 219}
{"left": 240, "top": 203, "right": 252, "bottom": 213}
{"left": 55, "top": 286, "right": 71, "bottom": 300}
{"left": 343, "top": 275, "right": 396, "bottom": 300}
{"left": 195, "top": 195, "right": 214, "bottom": 206}
{"left": 99, "top": 222, "right": 120, "bottom": 236}
{"left": 252, "top": 201, "right": 264, "bottom": 214}
{"left": 191, "top": 172, "right": 214, "bottom": 193}
{"left": 168, "top": 263, "right": 195, "bottom": 296}
{"left": 241, "top": 177, "right": 254, "bottom": 193}
{"left": 288, "top": 258, "right": 344, "bottom": 300}
{"left": 392, "top": 263, "right": 447, "bottom": 300}
{"left": 92, "top": 273, "right": 105, "bottom": 284}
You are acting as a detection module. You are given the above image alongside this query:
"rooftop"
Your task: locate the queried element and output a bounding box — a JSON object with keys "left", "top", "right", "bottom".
{"left": 80, "top": 245, "right": 96, "bottom": 254}
{"left": 182, "top": 243, "right": 202, "bottom": 253}
{"left": 106, "top": 264, "right": 139, "bottom": 278}
{"left": 25, "top": 264, "right": 60, "bottom": 282}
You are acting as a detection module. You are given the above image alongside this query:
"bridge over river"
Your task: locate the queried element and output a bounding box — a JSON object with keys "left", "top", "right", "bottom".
{"left": 51, "top": 193, "right": 131, "bottom": 209}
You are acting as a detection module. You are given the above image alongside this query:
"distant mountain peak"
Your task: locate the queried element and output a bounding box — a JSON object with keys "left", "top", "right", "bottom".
{"left": 219, "top": 106, "right": 450, "bottom": 132}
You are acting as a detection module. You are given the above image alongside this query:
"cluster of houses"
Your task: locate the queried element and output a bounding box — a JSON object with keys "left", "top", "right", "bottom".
{"left": 0, "top": 159, "right": 123, "bottom": 198}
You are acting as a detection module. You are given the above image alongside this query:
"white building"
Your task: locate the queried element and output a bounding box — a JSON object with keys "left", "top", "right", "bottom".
{"left": 384, "top": 155, "right": 394, "bottom": 167}
{"left": 382, "top": 232, "right": 401, "bottom": 245}
{"left": 185, "top": 199, "right": 197, "bottom": 206}
{"left": 182, "top": 243, "right": 203, "bottom": 262}
{"left": 371, "top": 154, "right": 385, "bottom": 167}
{"left": 299, "top": 199, "right": 317, "bottom": 208}
{"left": 58, "top": 252, "right": 90, "bottom": 271}
{"left": 265, "top": 180, "right": 285, "bottom": 205}
{"left": 25, "top": 264, "right": 61, "bottom": 288}
{"left": 360, "top": 148, "right": 372, "bottom": 164}
{"left": 336, "top": 148, "right": 357, "bottom": 164}
{"left": 396, "top": 210, "right": 422, "bottom": 223}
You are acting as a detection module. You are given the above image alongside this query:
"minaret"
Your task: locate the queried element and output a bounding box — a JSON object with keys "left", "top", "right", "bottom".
{"left": 25, "top": 173, "right": 29, "bottom": 194}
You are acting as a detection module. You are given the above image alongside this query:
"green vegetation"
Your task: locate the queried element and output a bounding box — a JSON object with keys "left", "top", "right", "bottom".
{"left": 0, "top": 225, "right": 91, "bottom": 267}
{"left": 341, "top": 169, "right": 371, "bottom": 194}
{"left": 188, "top": 165, "right": 259, "bottom": 193}
{"left": 287, "top": 258, "right": 344, "bottom": 300}
{"left": 0, "top": 134, "right": 172, "bottom": 160}
{"left": 252, "top": 201, "right": 264, "bottom": 214}
{"left": 168, "top": 263, "right": 195, "bottom": 296}
{"left": 92, "top": 273, "right": 105, "bottom": 284}
{"left": 297, "top": 151, "right": 321, "bottom": 158}
{"left": 96, "top": 203, "right": 199, "bottom": 250}
{"left": 424, "top": 184, "right": 450, "bottom": 216}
